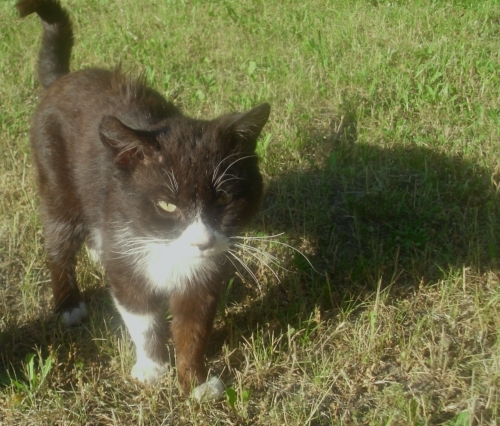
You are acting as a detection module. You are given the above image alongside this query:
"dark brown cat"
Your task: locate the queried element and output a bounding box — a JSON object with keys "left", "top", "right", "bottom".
{"left": 17, "top": 0, "right": 270, "bottom": 398}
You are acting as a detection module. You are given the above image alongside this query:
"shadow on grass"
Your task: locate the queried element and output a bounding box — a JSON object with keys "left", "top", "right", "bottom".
{"left": 0, "top": 285, "right": 118, "bottom": 387}
{"left": 217, "top": 116, "right": 500, "bottom": 348}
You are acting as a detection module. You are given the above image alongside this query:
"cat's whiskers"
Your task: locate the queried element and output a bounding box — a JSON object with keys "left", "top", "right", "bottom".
{"left": 223, "top": 254, "right": 242, "bottom": 278}
{"left": 226, "top": 250, "right": 262, "bottom": 292}
{"left": 212, "top": 153, "right": 242, "bottom": 184}
{"left": 168, "top": 169, "right": 179, "bottom": 192}
{"left": 215, "top": 174, "right": 242, "bottom": 191}
{"left": 226, "top": 235, "right": 303, "bottom": 289}
{"left": 233, "top": 243, "right": 284, "bottom": 270}
{"left": 230, "top": 234, "right": 320, "bottom": 274}
{"left": 164, "top": 182, "right": 175, "bottom": 196}
{"left": 163, "top": 168, "right": 178, "bottom": 196}
{"left": 112, "top": 237, "right": 173, "bottom": 258}
{"left": 231, "top": 233, "right": 285, "bottom": 240}
{"left": 232, "top": 243, "right": 281, "bottom": 282}
{"left": 213, "top": 155, "right": 257, "bottom": 187}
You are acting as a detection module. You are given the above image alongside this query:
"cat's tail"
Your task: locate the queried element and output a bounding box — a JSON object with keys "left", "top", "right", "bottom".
{"left": 16, "top": 0, "right": 73, "bottom": 89}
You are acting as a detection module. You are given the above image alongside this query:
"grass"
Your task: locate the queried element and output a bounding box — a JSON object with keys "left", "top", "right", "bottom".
{"left": 1, "top": 0, "right": 500, "bottom": 424}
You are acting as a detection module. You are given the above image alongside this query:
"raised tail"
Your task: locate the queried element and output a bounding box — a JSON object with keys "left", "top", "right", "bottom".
{"left": 16, "top": 0, "right": 73, "bottom": 89}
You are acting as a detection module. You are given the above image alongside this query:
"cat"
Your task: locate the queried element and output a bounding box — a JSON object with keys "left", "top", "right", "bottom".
{"left": 16, "top": 0, "right": 270, "bottom": 398}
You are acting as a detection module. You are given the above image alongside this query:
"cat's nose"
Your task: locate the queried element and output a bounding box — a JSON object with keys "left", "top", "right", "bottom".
{"left": 191, "top": 234, "right": 215, "bottom": 251}
{"left": 183, "top": 219, "right": 217, "bottom": 252}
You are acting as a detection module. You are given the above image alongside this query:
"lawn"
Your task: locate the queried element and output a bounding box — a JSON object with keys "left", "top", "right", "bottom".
{"left": 1, "top": 0, "right": 499, "bottom": 424}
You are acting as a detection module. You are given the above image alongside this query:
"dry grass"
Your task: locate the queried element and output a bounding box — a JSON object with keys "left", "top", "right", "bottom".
{"left": 1, "top": 0, "right": 500, "bottom": 424}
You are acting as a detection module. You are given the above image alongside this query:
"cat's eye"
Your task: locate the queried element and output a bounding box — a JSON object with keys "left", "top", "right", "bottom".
{"left": 157, "top": 200, "right": 177, "bottom": 213}
{"left": 216, "top": 193, "right": 233, "bottom": 206}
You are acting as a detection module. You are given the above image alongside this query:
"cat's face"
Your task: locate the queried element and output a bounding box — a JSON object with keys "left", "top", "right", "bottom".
{"left": 100, "top": 103, "right": 270, "bottom": 289}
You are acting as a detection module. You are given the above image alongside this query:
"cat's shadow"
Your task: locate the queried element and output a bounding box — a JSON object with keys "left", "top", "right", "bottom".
{"left": 211, "top": 116, "right": 500, "bottom": 358}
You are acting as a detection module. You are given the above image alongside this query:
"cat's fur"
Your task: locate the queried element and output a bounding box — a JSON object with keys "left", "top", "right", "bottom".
{"left": 17, "top": 0, "right": 270, "bottom": 396}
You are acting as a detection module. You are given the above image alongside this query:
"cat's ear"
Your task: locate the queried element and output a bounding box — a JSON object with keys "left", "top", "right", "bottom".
{"left": 225, "top": 103, "right": 271, "bottom": 151}
{"left": 99, "top": 115, "right": 158, "bottom": 168}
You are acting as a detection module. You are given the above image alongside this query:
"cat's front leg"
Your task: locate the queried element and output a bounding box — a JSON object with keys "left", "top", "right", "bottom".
{"left": 168, "top": 285, "right": 224, "bottom": 397}
{"left": 113, "top": 295, "right": 170, "bottom": 384}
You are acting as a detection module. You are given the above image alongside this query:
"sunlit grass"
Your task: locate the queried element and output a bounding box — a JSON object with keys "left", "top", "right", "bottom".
{"left": 1, "top": 0, "right": 500, "bottom": 424}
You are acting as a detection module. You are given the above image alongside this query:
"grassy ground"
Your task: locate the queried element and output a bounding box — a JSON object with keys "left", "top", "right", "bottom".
{"left": 1, "top": 0, "right": 500, "bottom": 424}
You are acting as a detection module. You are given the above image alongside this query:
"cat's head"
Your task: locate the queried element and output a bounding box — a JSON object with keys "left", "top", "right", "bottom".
{"left": 99, "top": 103, "right": 270, "bottom": 274}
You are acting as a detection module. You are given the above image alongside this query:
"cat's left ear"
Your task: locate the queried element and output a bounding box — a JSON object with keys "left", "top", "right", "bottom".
{"left": 226, "top": 103, "right": 271, "bottom": 151}
{"left": 99, "top": 115, "right": 159, "bottom": 168}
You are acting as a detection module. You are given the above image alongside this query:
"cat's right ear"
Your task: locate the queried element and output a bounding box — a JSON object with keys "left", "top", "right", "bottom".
{"left": 99, "top": 116, "right": 157, "bottom": 168}
{"left": 225, "top": 103, "right": 271, "bottom": 152}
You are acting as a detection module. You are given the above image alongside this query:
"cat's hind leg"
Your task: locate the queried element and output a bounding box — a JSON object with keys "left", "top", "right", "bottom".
{"left": 31, "top": 113, "right": 88, "bottom": 325}
{"left": 42, "top": 211, "right": 87, "bottom": 326}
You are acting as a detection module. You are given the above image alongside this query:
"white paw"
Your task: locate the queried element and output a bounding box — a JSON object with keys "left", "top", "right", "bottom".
{"left": 62, "top": 302, "right": 87, "bottom": 326}
{"left": 192, "top": 376, "right": 225, "bottom": 401}
{"left": 131, "top": 360, "right": 169, "bottom": 385}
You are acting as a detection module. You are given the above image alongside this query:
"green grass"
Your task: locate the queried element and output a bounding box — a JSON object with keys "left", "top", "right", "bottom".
{"left": 1, "top": 0, "right": 500, "bottom": 424}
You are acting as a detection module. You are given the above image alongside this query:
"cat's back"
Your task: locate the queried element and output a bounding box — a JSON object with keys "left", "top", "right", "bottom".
{"left": 30, "top": 69, "right": 116, "bottom": 191}
{"left": 33, "top": 67, "right": 178, "bottom": 144}
{"left": 38, "top": 68, "right": 117, "bottom": 116}
{"left": 32, "top": 68, "right": 124, "bottom": 156}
